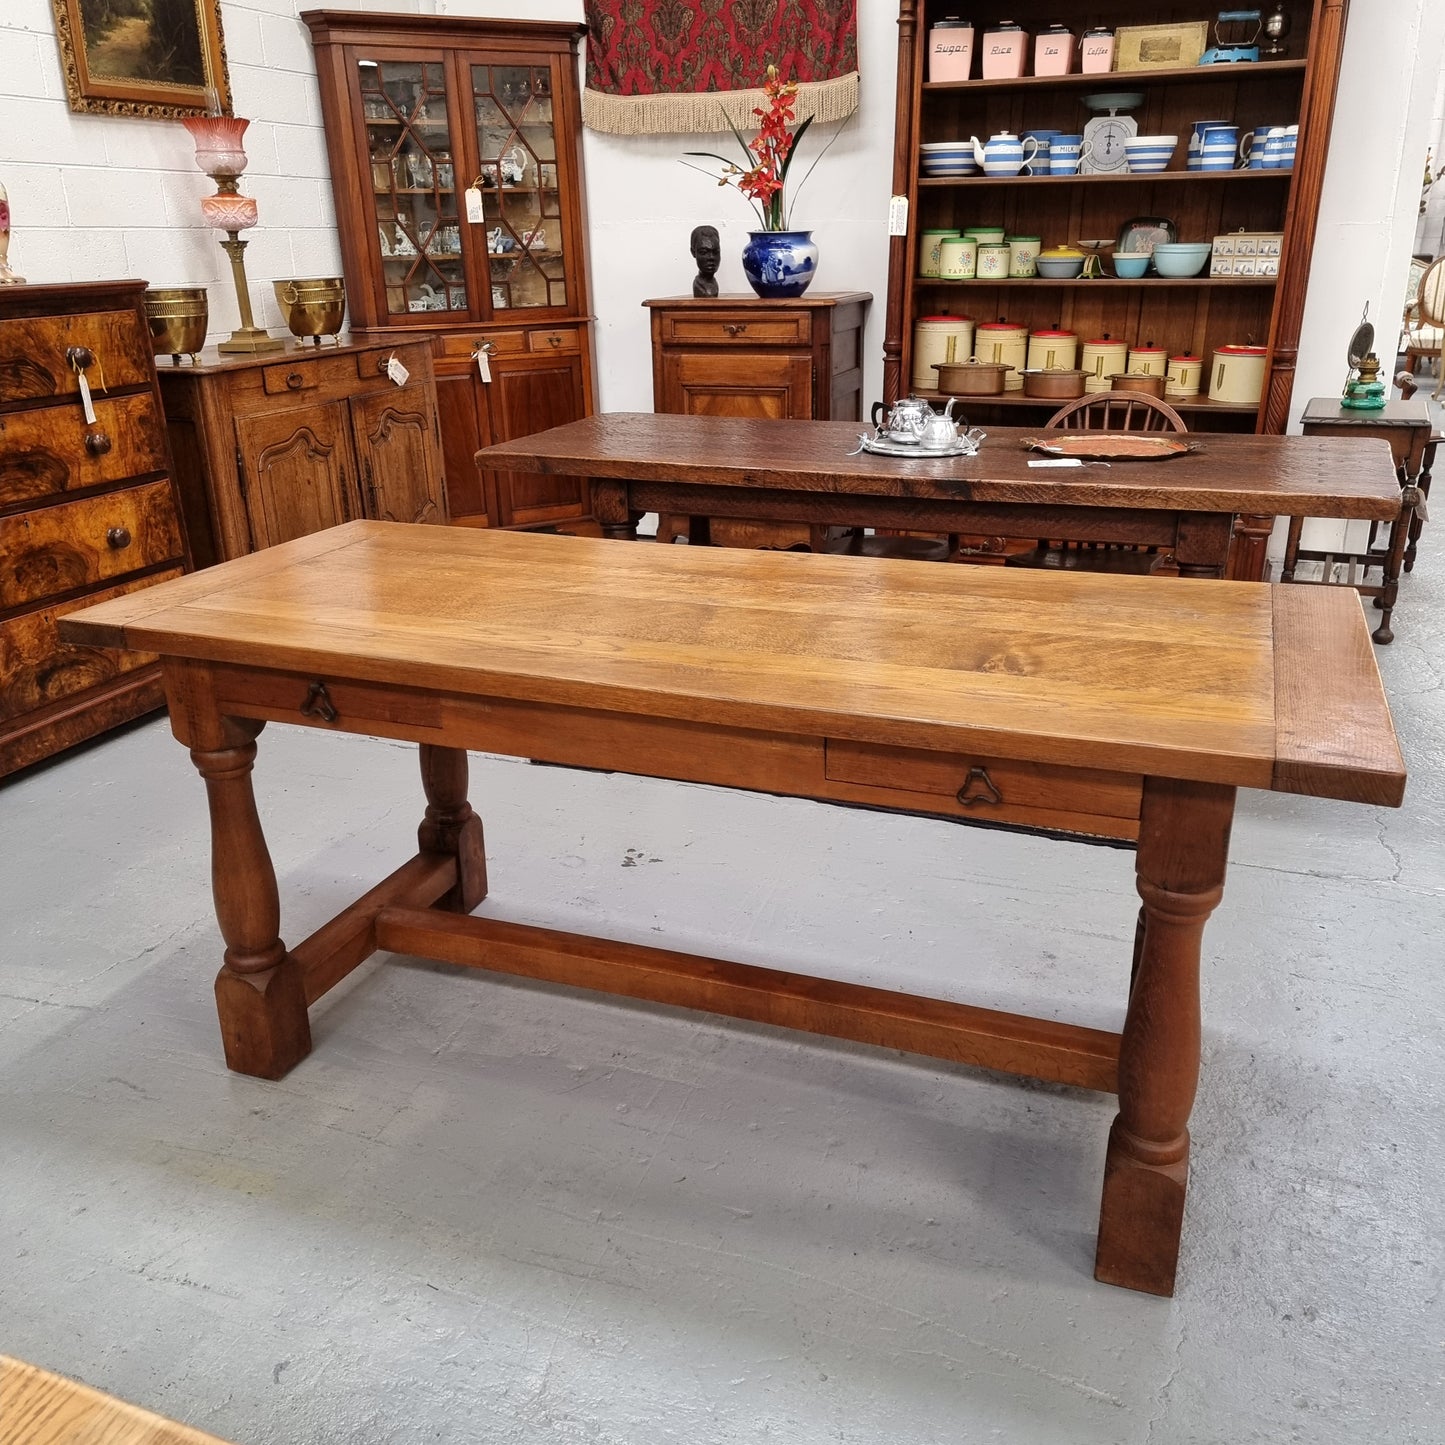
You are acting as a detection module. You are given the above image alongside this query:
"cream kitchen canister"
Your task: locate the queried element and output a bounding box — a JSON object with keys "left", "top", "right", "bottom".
{"left": 974, "top": 319, "right": 1028, "bottom": 390}
{"left": 1080, "top": 336, "right": 1128, "bottom": 392}
{"left": 1166, "top": 353, "right": 1204, "bottom": 397}
{"left": 913, "top": 314, "right": 976, "bottom": 392}
{"left": 1208, "top": 344, "right": 1268, "bottom": 405}
{"left": 918, "top": 228, "right": 958, "bottom": 279}
{"left": 1026, "top": 327, "right": 1078, "bottom": 373}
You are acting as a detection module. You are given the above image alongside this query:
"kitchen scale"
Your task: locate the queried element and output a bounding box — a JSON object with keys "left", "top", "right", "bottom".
{"left": 1079, "top": 93, "right": 1142, "bottom": 175}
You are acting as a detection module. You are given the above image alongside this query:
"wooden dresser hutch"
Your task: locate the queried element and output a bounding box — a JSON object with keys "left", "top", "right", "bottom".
{"left": 303, "top": 10, "right": 597, "bottom": 532}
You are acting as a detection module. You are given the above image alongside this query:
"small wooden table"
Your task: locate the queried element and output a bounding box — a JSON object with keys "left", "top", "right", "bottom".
{"left": 474, "top": 412, "right": 1403, "bottom": 580}
{"left": 0, "top": 1355, "right": 234, "bottom": 1445}
{"left": 60, "top": 523, "right": 1405, "bottom": 1296}
{"left": 1290, "top": 397, "right": 1435, "bottom": 643}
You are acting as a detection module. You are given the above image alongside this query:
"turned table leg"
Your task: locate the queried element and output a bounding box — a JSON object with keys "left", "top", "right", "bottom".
{"left": 418, "top": 745, "right": 488, "bottom": 913}
{"left": 190, "top": 718, "right": 312, "bottom": 1080}
{"left": 1095, "top": 778, "right": 1235, "bottom": 1295}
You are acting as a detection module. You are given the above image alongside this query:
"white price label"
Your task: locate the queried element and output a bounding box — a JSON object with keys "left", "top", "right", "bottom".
{"left": 464, "top": 186, "right": 484, "bottom": 223}
{"left": 475, "top": 347, "right": 491, "bottom": 383}
{"left": 887, "top": 195, "right": 909, "bottom": 236}
{"left": 76, "top": 370, "right": 96, "bottom": 425}
{"left": 1028, "top": 458, "right": 1085, "bottom": 468}
{"left": 386, "top": 354, "right": 410, "bottom": 387}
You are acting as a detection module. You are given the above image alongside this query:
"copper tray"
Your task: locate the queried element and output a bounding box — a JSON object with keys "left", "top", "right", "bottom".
{"left": 1022, "top": 433, "right": 1196, "bottom": 461}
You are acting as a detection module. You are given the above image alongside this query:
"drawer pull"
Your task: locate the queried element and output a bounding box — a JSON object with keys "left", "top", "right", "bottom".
{"left": 956, "top": 767, "right": 1002, "bottom": 808}
{"left": 105, "top": 526, "right": 132, "bottom": 550}
{"left": 66, "top": 346, "right": 95, "bottom": 371}
{"left": 285, "top": 371, "right": 305, "bottom": 390}
{"left": 546, "top": 333, "right": 561, "bottom": 346}
{"left": 300, "top": 680, "right": 339, "bottom": 724}
{"left": 85, "top": 430, "right": 112, "bottom": 456}
{"left": 724, "top": 323, "right": 747, "bottom": 336}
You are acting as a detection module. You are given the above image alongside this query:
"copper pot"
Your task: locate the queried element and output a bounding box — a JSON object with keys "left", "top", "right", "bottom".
{"left": 1021, "top": 367, "right": 1088, "bottom": 399}
{"left": 934, "top": 358, "right": 1012, "bottom": 396}
{"left": 1109, "top": 371, "right": 1168, "bottom": 399}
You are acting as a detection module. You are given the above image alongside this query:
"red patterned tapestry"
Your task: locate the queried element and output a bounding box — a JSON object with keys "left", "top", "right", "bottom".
{"left": 582, "top": 0, "right": 859, "bottom": 135}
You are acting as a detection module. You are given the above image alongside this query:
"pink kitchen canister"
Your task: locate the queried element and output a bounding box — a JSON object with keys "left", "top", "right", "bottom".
{"left": 927, "top": 18, "right": 975, "bottom": 82}
{"left": 981, "top": 20, "right": 1028, "bottom": 79}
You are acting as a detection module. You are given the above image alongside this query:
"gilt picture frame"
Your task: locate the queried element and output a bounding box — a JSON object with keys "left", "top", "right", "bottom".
{"left": 51, "top": 0, "right": 232, "bottom": 119}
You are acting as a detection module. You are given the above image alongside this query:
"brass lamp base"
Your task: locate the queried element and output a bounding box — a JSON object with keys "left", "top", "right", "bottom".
{"left": 218, "top": 326, "right": 284, "bottom": 354}
{"left": 217, "top": 232, "right": 282, "bottom": 354}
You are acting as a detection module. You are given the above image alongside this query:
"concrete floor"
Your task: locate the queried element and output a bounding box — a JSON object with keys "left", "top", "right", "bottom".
{"left": 2, "top": 553, "right": 1442, "bottom": 1444}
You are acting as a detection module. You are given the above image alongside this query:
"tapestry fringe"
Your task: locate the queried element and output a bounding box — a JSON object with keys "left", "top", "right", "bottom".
{"left": 582, "top": 72, "right": 859, "bottom": 136}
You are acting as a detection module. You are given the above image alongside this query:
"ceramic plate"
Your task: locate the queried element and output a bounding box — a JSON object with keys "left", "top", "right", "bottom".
{"left": 1022, "top": 434, "right": 1196, "bottom": 461}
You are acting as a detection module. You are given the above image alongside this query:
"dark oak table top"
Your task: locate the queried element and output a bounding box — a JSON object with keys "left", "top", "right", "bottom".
{"left": 61, "top": 521, "right": 1404, "bottom": 805}
{"left": 1300, "top": 396, "right": 1432, "bottom": 429}
{"left": 474, "top": 412, "right": 1403, "bottom": 519}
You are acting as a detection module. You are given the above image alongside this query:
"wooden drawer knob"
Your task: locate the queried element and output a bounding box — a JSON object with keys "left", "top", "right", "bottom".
{"left": 105, "top": 526, "right": 131, "bottom": 550}
{"left": 65, "top": 345, "right": 95, "bottom": 370}
{"left": 85, "top": 430, "right": 112, "bottom": 456}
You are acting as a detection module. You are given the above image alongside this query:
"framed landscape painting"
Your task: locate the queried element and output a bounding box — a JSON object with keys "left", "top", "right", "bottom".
{"left": 51, "top": 0, "right": 231, "bottom": 118}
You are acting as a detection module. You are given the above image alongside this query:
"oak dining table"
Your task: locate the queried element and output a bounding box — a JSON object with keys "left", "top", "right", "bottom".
{"left": 59, "top": 522, "right": 1405, "bottom": 1296}
{"left": 475, "top": 412, "right": 1403, "bottom": 580}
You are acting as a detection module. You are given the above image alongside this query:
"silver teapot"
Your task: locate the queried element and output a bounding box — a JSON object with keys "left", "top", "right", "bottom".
{"left": 872, "top": 395, "right": 954, "bottom": 444}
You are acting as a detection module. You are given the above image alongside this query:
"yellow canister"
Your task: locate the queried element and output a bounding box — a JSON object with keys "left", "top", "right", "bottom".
{"left": 974, "top": 320, "right": 1028, "bottom": 390}
{"left": 1127, "top": 344, "right": 1168, "bottom": 378}
{"left": 1209, "top": 344, "right": 1268, "bottom": 405}
{"left": 938, "top": 235, "right": 978, "bottom": 280}
{"left": 913, "top": 314, "right": 976, "bottom": 392}
{"left": 1080, "top": 336, "right": 1128, "bottom": 393}
{"left": 1166, "top": 352, "right": 1203, "bottom": 397}
{"left": 919, "top": 229, "right": 958, "bottom": 279}
{"left": 1026, "top": 327, "right": 1078, "bottom": 373}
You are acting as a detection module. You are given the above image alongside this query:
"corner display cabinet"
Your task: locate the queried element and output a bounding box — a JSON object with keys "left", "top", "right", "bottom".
{"left": 885, "top": 1, "right": 1350, "bottom": 434}
{"left": 304, "top": 11, "right": 597, "bottom": 530}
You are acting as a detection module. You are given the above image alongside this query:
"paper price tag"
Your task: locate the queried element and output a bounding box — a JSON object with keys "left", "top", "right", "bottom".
{"left": 76, "top": 370, "right": 96, "bottom": 425}
{"left": 464, "top": 187, "right": 484, "bottom": 223}
{"left": 475, "top": 347, "right": 492, "bottom": 383}
{"left": 887, "top": 195, "right": 909, "bottom": 236}
{"left": 1027, "top": 458, "right": 1084, "bottom": 468}
{"left": 386, "top": 354, "right": 410, "bottom": 387}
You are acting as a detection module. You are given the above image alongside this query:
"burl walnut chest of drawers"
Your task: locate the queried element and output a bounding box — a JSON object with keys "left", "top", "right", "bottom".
{"left": 0, "top": 281, "right": 190, "bottom": 778}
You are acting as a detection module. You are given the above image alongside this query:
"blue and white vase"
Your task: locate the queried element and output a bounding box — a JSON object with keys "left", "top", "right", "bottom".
{"left": 741, "top": 230, "right": 818, "bottom": 299}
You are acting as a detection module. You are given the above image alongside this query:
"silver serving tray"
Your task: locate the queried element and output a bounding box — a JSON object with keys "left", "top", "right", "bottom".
{"left": 852, "top": 431, "right": 982, "bottom": 459}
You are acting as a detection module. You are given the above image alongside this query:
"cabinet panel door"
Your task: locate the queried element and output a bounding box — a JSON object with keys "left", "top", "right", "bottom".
{"left": 433, "top": 358, "right": 492, "bottom": 525}
{"left": 351, "top": 383, "right": 447, "bottom": 525}
{"left": 659, "top": 351, "right": 813, "bottom": 419}
{"left": 487, "top": 354, "right": 588, "bottom": 527}
{"left": 235, "top": 402, "right": 353, "bottom": 551}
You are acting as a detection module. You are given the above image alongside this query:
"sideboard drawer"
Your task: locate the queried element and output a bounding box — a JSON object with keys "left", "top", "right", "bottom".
{"left": 659, "top": 311, "right": 811, "bottom": 347}
{"left": 262, "top": 360, "right": 321, "bottom": 396}
{"left": 529, "top": 327, "right": 580, "bottom": 353}
{"left": 1, "top": 479, "right": 185, "bottom": 609}
{"left": 824, "top": 738, "right": 1142, "bottom": 837}
{"left": 0, "top": 392, "right": 166, "bottom": 508}
{"left": 0, "top": 309, "right": 152, "bottom": 405}
{"left": 0, "top": 568, "right": 180, "bottom": 722}
{"left": 436, "top": 330, "right": 529, "bottom": 359}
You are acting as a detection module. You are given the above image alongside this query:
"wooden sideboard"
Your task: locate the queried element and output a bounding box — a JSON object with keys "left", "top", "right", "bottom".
{"left": 645, "top": 292, "right": 870, "bottom": 547}
{"left": 157, "top": 335, "right": 445, "bottom": 566}
{"left": 0, "top": 280, "right": 189, "bottom": 778}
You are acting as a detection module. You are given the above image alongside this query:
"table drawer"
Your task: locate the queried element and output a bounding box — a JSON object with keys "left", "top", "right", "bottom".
{"left": 212, "top": 668, "right": 444, "bottom": 733}
{"left": 0, "top": 309, "right": 152, "bottom": 406}
{"left": 1, "top": 480, "right": 184, "bottom": 610}
{"left": 0, "top": 568, "right": 180, "bottom": 723}
{"left": 659, "top": 312, "right": 811, "bottom": 346}
{"left": 0, "top": 392, "right": 166, "bottom": 509}
{"left": 824, "top": 739, "right": 1142, "bottom": 837}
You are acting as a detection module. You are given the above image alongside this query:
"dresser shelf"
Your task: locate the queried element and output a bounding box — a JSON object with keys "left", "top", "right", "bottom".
{"left": 921, "top": 57, "right": 1307, "bottom": 95}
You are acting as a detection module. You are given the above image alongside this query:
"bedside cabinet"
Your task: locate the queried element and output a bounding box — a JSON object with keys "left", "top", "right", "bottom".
{"left": 644, "top": 292, "right": 870, "bottom": 547}
{"left": 1, "top": 281, "right": 190, "bottom": 778}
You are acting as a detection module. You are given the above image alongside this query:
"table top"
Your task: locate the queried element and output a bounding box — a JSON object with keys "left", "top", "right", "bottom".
{"left": 0, "top": 1355, "right": 233, "bottom": 1445}
{"left": 60, "top": 522, "right": 1404, "bottom": 806}
{"left": 474, "top": 413, "right": 1402, "bottom": 519}
{"left": 1300, "top": 396, "right": 1433, "bottom": 428}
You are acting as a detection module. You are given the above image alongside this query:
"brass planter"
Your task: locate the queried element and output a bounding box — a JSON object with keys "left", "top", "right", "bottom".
{"left": 273, "top": 277, "right": 346, "bottom": 345}
{"left": 144, "top": 286, "right": 208, "bottom": 364}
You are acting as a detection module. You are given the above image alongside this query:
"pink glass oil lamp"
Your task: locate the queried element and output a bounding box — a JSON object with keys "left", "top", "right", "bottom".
{"left": 182, "top": 115, "right": 281, "bottom": 353}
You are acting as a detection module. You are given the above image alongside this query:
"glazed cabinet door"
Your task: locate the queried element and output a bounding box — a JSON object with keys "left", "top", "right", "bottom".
{"left": 659, "top": 351, "right": 814, "bottom": 420}
{"left": 234, "top": 402, "right": 354, "bottom": 550}
{"left": 485, "top": 352, "right": 588, "bottom": 527}
{"left": 350, "top": 384, "right": 447, "bottom": 525}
